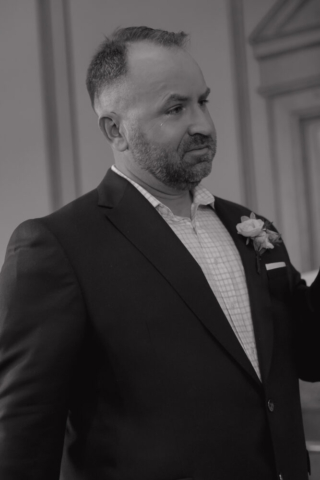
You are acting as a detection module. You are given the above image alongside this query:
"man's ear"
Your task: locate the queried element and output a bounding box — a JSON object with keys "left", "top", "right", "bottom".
{"left": 99, "top": 115, "right": 128, "bottom": 152}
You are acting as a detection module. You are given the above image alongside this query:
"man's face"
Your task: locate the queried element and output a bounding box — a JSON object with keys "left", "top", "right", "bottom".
{"left": 129, "top": 118, "right": 216, "bottom": 191}
{"left": 116, "top": 42, "right": 216, "bottom": 190}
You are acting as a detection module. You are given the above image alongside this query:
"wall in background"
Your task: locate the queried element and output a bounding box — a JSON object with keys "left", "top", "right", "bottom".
{"left": 0, "top": 0, "right": 51, "bottom": 264}
{"left": 243, "top": 0, "right": 277, "bottom": 220}
{"left": 248, "top": 0, "right": 320, "bottom": 273}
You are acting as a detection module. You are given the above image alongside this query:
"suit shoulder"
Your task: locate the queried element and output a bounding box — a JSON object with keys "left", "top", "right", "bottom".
{"left": 32, "top": 189, "right": 100, "bottom": 237}
{"left": 214, "top": 196, "right": 254, "bottom": 216}
{"left": 214, "top": 196, "right": 271, "bottom": 223}
{"left": 5, "top": 188, "right": 100, "bottom": 259}
{"left": 44, "top": 188, "right": 98, "bottom": 224}
{"left": 12, "top": 188, "right": 98, "bottom": 229}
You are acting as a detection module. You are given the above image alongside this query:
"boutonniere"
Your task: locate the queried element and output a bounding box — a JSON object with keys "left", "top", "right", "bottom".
{"left": 236, "top": 212, "right": 282, "bottom": 273}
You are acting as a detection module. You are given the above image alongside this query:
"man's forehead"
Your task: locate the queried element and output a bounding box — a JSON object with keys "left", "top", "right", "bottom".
{"left": 125, "top": 42, "right": 206, "bottom": 103}
{"left": 96, "top": 42, "right": 207, "bottom": 115}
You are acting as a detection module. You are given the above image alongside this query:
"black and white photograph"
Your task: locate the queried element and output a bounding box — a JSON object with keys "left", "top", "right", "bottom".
{"left": 1, "top": 1, "right": 320, "bottom": 479}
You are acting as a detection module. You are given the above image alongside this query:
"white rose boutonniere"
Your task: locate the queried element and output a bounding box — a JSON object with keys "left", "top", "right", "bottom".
{"left": 236, "top": 212, "right": 282, "bottom": 273}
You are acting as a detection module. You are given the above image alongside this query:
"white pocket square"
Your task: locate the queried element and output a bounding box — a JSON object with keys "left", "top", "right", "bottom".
{"left": 265, "top": 262, "right": 286, "bottom": 271}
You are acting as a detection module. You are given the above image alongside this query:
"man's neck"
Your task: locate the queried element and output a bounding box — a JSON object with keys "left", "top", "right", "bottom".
{"left": 114, "top": 163, "right": 193, "bottom": 218}
{"left": 152, "top": 188, "right": 193, "bottom": 218}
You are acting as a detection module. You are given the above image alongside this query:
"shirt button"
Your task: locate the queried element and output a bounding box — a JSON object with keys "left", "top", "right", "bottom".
{"left": 267, "top": 399, "right": 275, "bottom": 412}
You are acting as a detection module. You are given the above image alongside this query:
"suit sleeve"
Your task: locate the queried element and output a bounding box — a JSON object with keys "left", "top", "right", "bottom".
{"left": 258, "top": 214, "right": 320, "bottom": 382}
{"left": 0, "top": 219, "right": 87, "bottom": 479}
{"left": 289, "top": 262, "right": 320, "bottom": 382}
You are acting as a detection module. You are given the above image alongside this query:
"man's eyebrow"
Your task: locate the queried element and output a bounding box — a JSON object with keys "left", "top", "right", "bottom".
{"left": 161, "top": 87, "right": 211, "bottom": 107}
{"left": 161, "top": 93, "right": 189, "bottom": 105}
{"left": 200, "top": 87, "right": 211, "bottom": 99}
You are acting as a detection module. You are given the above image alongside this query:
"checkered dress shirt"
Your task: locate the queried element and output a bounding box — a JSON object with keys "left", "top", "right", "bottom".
{"left": 112, "top": 166, "right": 261, "bottom": 380}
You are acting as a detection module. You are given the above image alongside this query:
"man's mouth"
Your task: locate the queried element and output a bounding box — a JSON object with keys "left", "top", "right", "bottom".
{"left": 186, "top": 142, "right": 215, "bottom": 152}
{"left": 186, "top": 145, "right": 213, "bottom": 153}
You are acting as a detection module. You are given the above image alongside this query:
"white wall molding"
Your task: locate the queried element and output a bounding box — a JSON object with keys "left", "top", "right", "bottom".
{"left": 249, "top": 0, "right": 320, "bottom": 270}
{"left": 36, "top": 0, "right": 81, "bottom": 210}
{"left": 252, "top": 30, "right": 320, "bottom": 59}
{"left": 250, "top": 0, "right": 320, "bottom": 45}
{"left": 228, "top": 0, "right": 257, "bottom": 210}
{"left": 258, "top": 74, "right": 320, "bottom": 98}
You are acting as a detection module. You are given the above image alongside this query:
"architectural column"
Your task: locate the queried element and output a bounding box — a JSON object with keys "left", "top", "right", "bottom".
{"left": 36, "top": 0, "right": 81, "bottom": 210}
{"left": 228, "top": 0, "right": 258, "bottom": 211}
{"left": 250, "top": 0, "right": 320, "bottom": 272}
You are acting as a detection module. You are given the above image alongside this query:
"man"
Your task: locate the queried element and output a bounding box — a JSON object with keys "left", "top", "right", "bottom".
{"left": 0, "top": 26, "right": 320, "bottom": 480}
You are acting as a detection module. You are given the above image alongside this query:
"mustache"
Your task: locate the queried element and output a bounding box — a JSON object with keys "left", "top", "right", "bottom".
{"left": 181, "top": 135, "right": 217, "bottom": 152}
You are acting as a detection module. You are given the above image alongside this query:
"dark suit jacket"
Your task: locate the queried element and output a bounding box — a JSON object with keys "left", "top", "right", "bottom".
{"left": 0, "top": 169, "right": 320, "bottom": 480}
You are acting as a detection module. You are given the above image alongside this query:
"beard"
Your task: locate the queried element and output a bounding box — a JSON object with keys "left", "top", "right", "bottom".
{"left": 128, "top": 126, "right": 217, "bottom": 191}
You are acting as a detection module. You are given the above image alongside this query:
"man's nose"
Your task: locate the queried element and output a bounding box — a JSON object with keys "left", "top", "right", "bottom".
{"left": 187, "top": 107, "right": 215, "bottom": 138}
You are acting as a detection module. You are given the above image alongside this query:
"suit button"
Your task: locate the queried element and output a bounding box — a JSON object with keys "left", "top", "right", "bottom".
{"left": 267, "top": 399, "right": 275, "bottom": 412}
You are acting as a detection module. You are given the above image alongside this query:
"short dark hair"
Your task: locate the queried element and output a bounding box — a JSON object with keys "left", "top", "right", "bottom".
{"left": 86, "top": 26, "right": 189, "bottom": 107}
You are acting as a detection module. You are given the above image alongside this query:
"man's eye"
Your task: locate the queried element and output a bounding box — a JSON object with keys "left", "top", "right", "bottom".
{"left": 167, "top": 105, "right": 184, "bottom": 116}
{"left": 199, "top": 99, "right": 209, "bottom": 107}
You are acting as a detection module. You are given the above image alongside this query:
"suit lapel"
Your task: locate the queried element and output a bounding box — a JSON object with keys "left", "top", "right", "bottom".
{"left": 97, "top": 170, "right": 261, "bottom": 386}
{"left": 214, "top": 197, "right": 274, "bottom": 383}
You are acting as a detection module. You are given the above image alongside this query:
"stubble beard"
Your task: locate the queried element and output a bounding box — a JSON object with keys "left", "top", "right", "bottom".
{"left": 129, "top": 126, "right": 216, "bottom": 191}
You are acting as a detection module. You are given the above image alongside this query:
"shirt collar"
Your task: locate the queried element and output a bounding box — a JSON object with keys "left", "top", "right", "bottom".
{"left": 111, "top": 165, "right": 215, "bottom": 212}
{"left": 192, "top": 184, "right": 215, "bottom": 208}
{"left": 111, "top": 165, "right": 161, "bottom": 209}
